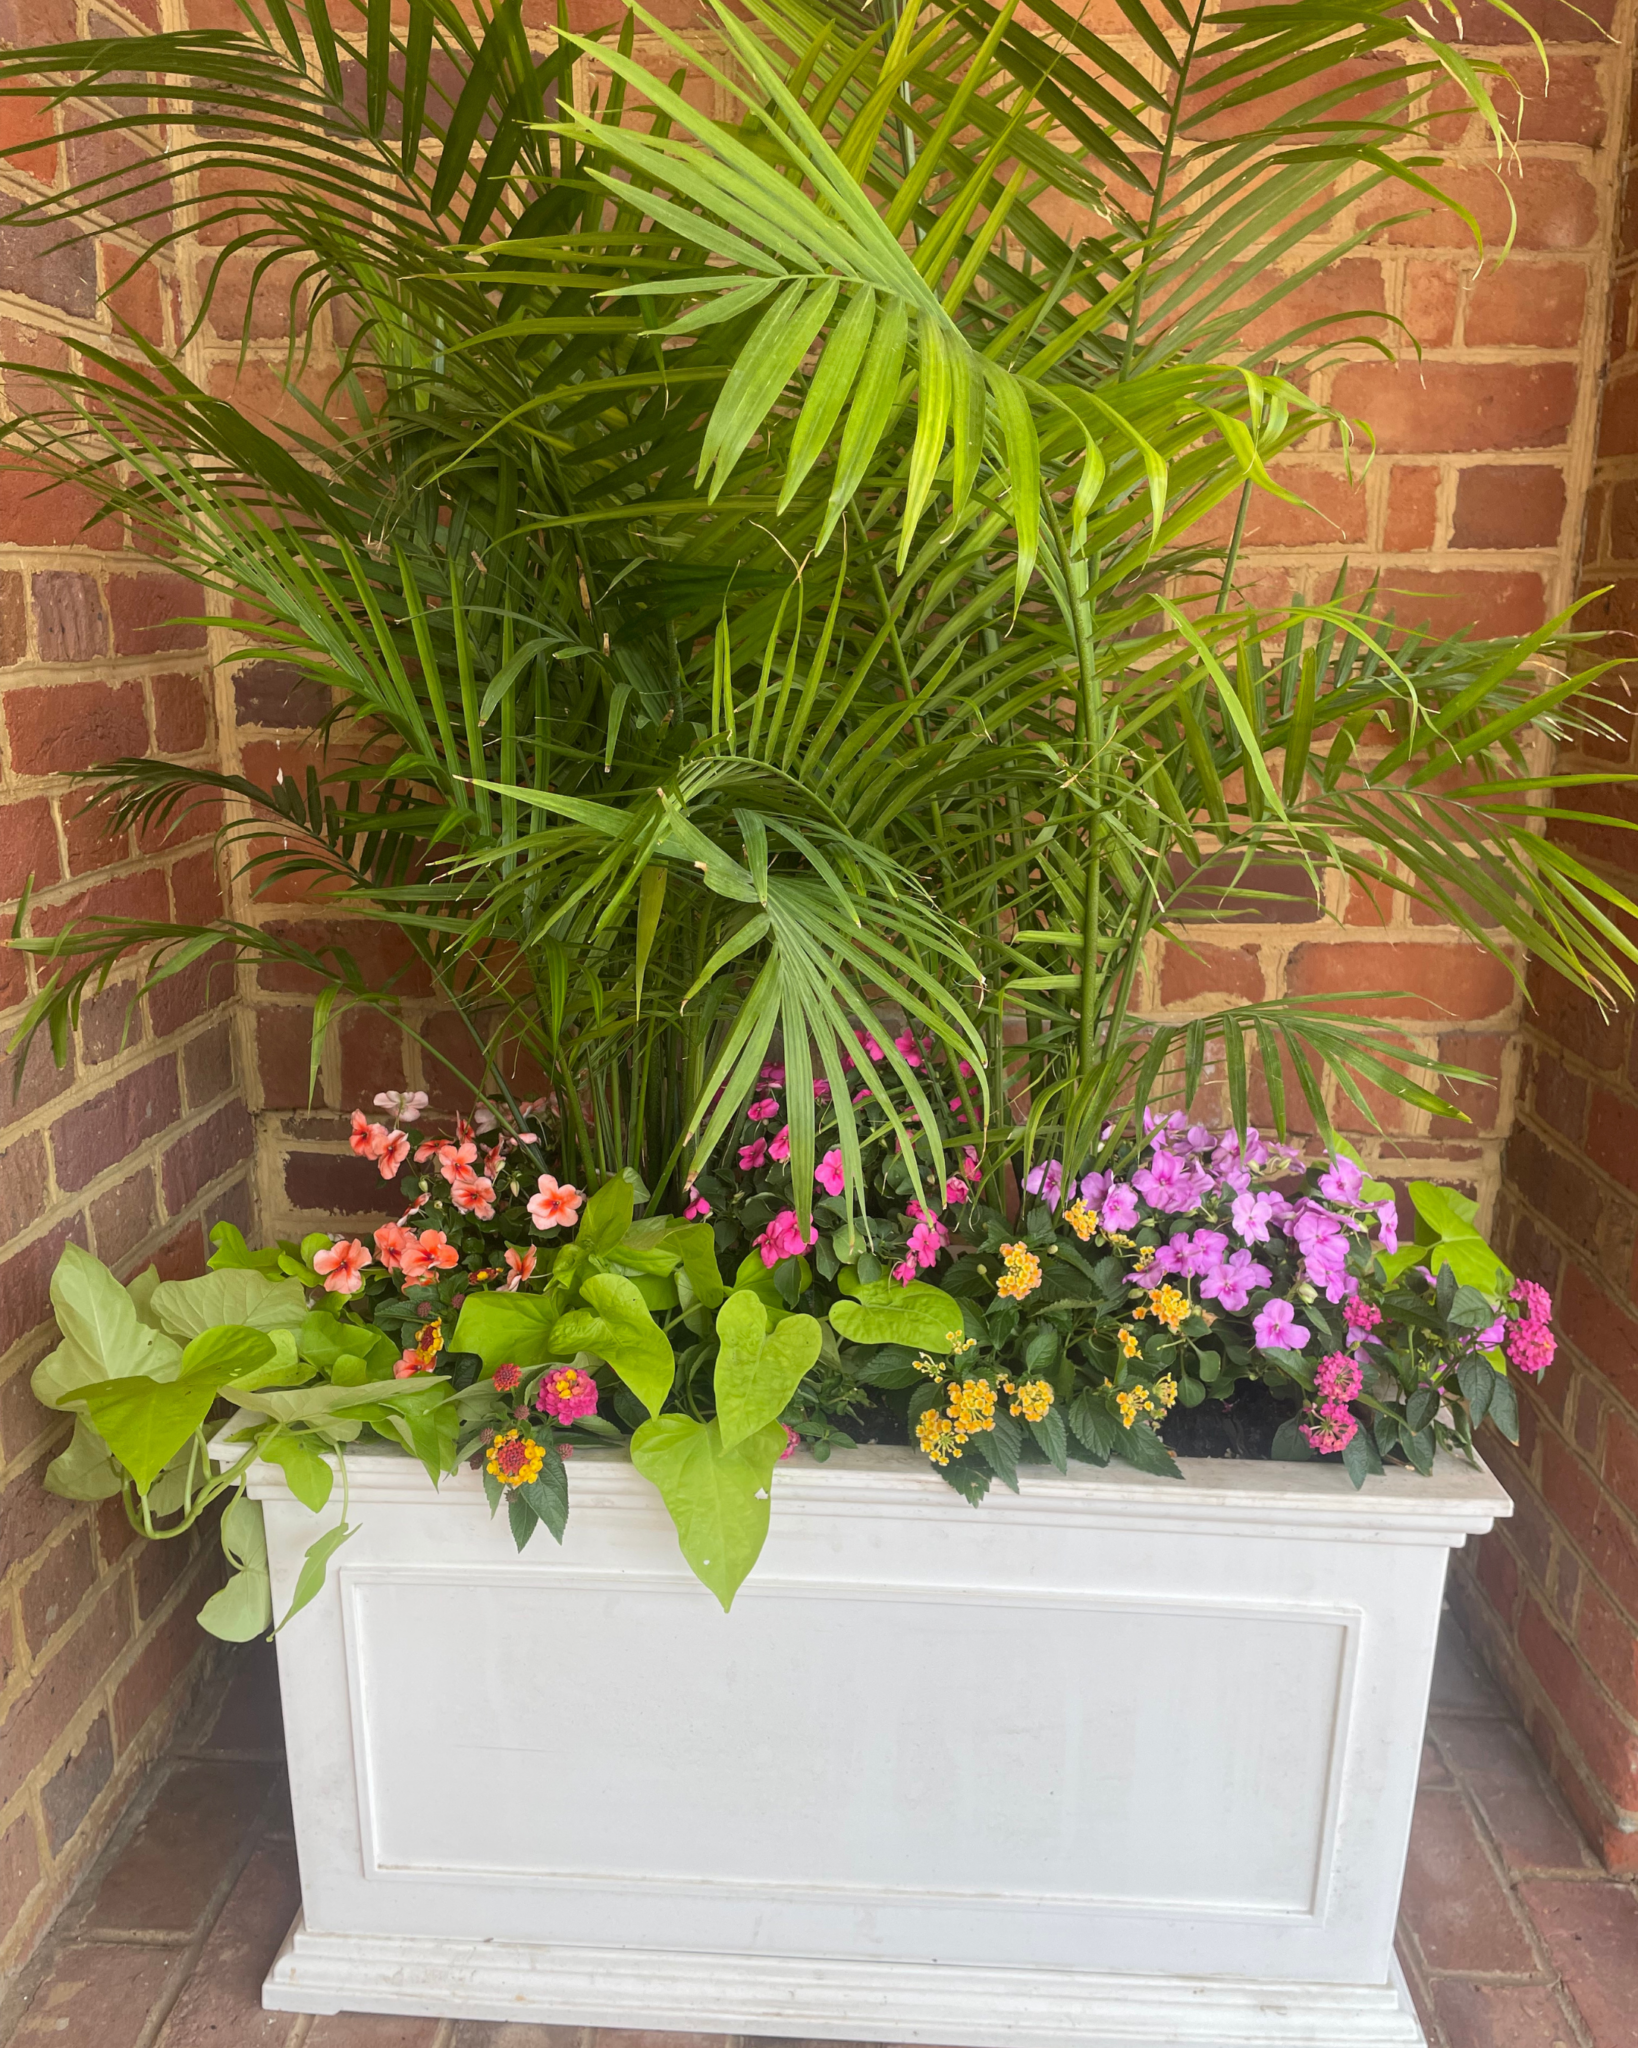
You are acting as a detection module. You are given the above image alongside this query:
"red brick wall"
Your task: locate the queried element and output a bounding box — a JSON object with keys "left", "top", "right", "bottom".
{"left": 1140, "top": 0, "right": 1629, "bottom": 1213}
{"left": 2, "top": 0, "right": 1638, "bottom": 1984}
{"left": 0, "top": 0, "right": 255, "bottom": 1986}
{"left": 1451, "top": 12, "right": 1638, "bottom": 1878}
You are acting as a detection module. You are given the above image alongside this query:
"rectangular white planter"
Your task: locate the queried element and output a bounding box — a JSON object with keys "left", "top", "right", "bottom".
{"left": 238, "top": 1439, "right": 1509, "bottom": 2048}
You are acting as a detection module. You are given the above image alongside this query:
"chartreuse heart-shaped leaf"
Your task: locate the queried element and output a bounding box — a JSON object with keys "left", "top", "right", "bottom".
{"left": 551, "top": 1274, "right": 674, "bottom": 1416}
{"left": 828, "top": 1280, "right": 963, "bottom": 1351}
{"left": 630, "top": 1414, "right": 788, "bottom": 1611}
{"left": 713, "top": 1290, "right": 820, "bottom": 1452}
{"left": 78, "top": 1326, "right": 277, "bottom": 1492}
{"left": 148, "top": 1268, "right": 307, "bottom": 1340}
{"left": 576, "top": 1175, "right": 635, "bottom": 1254}
{"left": 1381, "top": 1182, "right": 1511, "bottom": 1294}
{"left": 33, "top": 1244, "right": 182, "bottom": 1412}
{"left": 449, "top": 1290, "right": 559, "bottom": 1374}
{"left": 625, "top": 1217, "right": 726, "bottom": 1309}
{"left": 259, "top": 1430, "right": 335, "bottom": 1513}
{"left": 44, "top": 1416, "right": 124, "bottom": 1501}
{"left": 196, "top": 1495, "right": 272, "bottom": 1642}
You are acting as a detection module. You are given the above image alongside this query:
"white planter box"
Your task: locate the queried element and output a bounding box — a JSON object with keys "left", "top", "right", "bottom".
{"left": 240, "top": 1441, "right": 1509, "bottom": 2048}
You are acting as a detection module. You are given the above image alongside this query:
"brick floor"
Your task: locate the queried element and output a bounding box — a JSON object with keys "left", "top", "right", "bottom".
{"left": 0, "top": 1615, "right": 1633, "bottom": 2048}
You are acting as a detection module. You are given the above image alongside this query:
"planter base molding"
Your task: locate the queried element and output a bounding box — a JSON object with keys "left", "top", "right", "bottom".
{"left": 263, "top": 1912, "right": 1427, "bottom": 2046}
{"left": 230, "top": 1439, "right": 1510, "bottom": 2048}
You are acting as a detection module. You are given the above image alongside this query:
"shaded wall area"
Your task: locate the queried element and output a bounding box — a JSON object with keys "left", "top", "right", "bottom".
{"left": 1452, "top": 9, "right": 1638, "bottom": 1876}
{"left": 0, "top": 0, "right": 255, "bottom": 1983}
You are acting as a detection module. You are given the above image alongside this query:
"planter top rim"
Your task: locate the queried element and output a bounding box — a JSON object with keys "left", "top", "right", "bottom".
{"left": 214, "top": 1421, "right": 1512, "bottom": 1539}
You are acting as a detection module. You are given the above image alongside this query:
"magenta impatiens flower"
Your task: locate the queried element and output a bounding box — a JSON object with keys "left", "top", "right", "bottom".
{"left": 756, "top": 1209, "right": 819, "bottom": 1267}
{"left": 768, "top": 1125, "right": 792, "bottom": 1163}
{"left": 746, "top": 1096, "right": 780, "bottom": 1122}
{"left": 738, "top": 1137, "right": 769, "bottom": 1171}
{"left": 815, "top": 1147, "right": 846, "bottom": 1197}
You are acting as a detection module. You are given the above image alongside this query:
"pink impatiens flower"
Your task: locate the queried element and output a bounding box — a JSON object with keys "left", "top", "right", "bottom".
{"left": 535, "top": 1365, "right": 599, "bottom": 1424}
{"left": 373, "top": 1221, "right": 414, "bottom": 1272}
{"left": 907, "top": 1218, "right": 947, "bottom": 1269}
{"left": 890, "top": 1257, "right": 918, "bottom": 1284}
{"left": 449, "top": 1172, "right": 497, "bottom": 1221}
{"left": 768, "top": 1125, "right": 792, "bottom": 1163}
{"left": 738, "top": 1138, "right": 769, "bottom": 1171}
{"left": 349, "top": 1110, "right": 393, "bottom": 1162}
{"left": 527, "top": 1175, "right": 584, "bottom": 1231}
{"left": 375, "top": 1130, "right": 410, "bottom": 1177}
{"left": 944, "top": 1176, "right": 970, "bottom": 1205}
{"left": 746, "top": 1097, "right": 780, "bottom": 1122}
{"left": 893, "top": 1030, "right": 923, "bottom": 1068}
{"left": 779, "top": 1424, "right": 800, "bottom": 1460}
{"left": 683, "top": 1183, "right": 713, "bottom": 1220}
{"left": 815, "top": 1148, "right": 846, "bottom": 1197}
{"left": 435, "top": 1140, "right": 479, "bottom": 1182}
{"left": 312, "top": 1237, "right": 372, "bottom": 1295}
{"left": 373, "top": 1089, "right": 429, "bottom": 1124}
{"left": 397, "top": 1230, "right": 461, "bottom": 1285}
{"left": 502, "top": 1246, "right": 536, "bottom": 1291}
{"left": 755, "top": 1209, "right": 819, "bottom": 1267}
{"left": 1252, "top": 1297, "right": 1310, "bottom": 1352}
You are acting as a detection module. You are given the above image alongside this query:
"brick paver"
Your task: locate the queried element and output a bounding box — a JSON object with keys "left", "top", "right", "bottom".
{"left": 1, "top": 1617, "right": 1635, "bottom": 2048}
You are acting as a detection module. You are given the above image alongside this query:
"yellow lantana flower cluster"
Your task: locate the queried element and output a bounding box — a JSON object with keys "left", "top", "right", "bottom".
{"left": 1003, "top": 1377, "right": 1055, "bottom": 1423}
{"left": 1063, "top": 1200, "right": 1098, "bottom": 1242}
{"left": 916, "top": 1375, "right": 998, "bottom": 1466}
{"left": 1115, "top": 1377, "right": 1178, "bottom": 1429}
{"left": 996, "top": 1242, "right": 1043, "bottom": 1300}
{"left": 1133, "top": 1283, "right": 1191, "bottom": 1334}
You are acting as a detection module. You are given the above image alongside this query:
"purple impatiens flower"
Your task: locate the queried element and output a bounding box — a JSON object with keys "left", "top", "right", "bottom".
{"left": 1252, "top": 1297, "right": 1310, "bottom": 1352}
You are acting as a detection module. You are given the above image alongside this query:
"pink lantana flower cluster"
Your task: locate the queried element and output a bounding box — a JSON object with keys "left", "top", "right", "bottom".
{"left": 1300, "top": 1352, "right": 1364, "bottom": 1453}
{"left": 1505, "top": 1279, "right": 1556, "bottom": 1376}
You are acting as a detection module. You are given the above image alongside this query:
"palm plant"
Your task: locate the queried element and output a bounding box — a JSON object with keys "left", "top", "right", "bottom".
{"left": 3, "top": 0, "right": 1633, "bottom": 1221}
